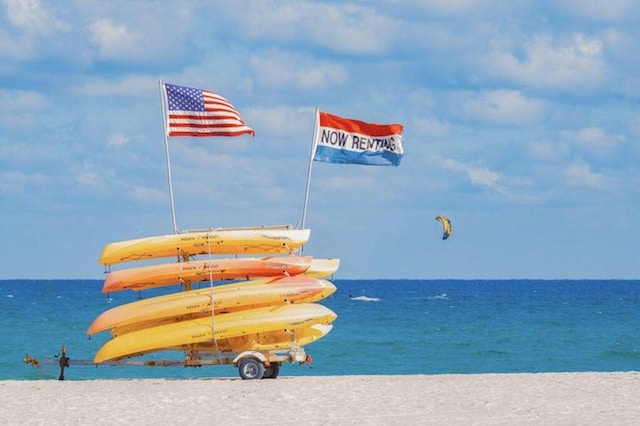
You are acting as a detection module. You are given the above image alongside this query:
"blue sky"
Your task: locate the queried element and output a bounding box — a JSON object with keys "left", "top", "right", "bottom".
{"left": 1, "top": 0, "right": 638, "bottom": 279}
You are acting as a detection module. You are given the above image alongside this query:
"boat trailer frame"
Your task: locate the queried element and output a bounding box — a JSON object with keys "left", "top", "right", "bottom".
{"left": 24, "top": 344, "right": 313, "bottom": 381}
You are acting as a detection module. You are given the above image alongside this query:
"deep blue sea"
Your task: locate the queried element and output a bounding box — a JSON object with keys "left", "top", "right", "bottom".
{"left": 1, "top": 279, "right": 639, "bottom": 380}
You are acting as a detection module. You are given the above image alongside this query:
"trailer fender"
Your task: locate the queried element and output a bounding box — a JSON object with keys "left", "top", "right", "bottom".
{"left": 232, "top": 351, "right": 269, "bottom": 366}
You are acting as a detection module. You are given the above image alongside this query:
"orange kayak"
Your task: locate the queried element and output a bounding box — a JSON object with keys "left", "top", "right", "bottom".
{"left": 102, "top": 256, "right": 312, "bottom": 293}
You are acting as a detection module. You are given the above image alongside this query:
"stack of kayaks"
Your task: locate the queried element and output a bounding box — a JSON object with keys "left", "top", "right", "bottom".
{"left": 88, "top": 227, "right": 339, "bottom": 364}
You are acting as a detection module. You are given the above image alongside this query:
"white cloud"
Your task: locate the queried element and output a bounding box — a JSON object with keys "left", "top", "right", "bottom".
{"left": 125, "top": 185, "right": 167, "bottom": 203}
{"left": 411, "top": 116, "right": 451, "bottom": 139}
{"left": 460, "top": 90, "right": 546, "bottom": 125}
{"left": 563, "top": 160, "right": 610, "bottom": 188}
{"left": 0, "top": 89, "right": 47, "bottom": 110}
{"left": 321, "top": 176, "right": 373, "bottom": 190}
{"left": 467, "top": 166, "right": 500, "bottom": 188}
{"left": 171, "top": 143, "right": 253, "bottom": 174}
{"left": 73, "top": 162, "right": 102, "bottom": 188}
{"left": 435, "top": 156, "right": 542, "bottom": 203}
{"left": 572, "top": 127, "right": 624, "bottom": 151}
{"left": 0, "top": 89, "right": 47, "bottom": 129}
{"left": 88, "top": 18, "right": 136, "bottom": 59}
{"left": 107, "top": 132, "right": 130, "bottom": 148}
{"left": 629, "top": 113, "right": 640, "bottom": 137}
{"left": 224, "top": 1, "right": 398, "bottom": 55}
{"left": 0, "top": 170, "right": 48, "bottom": 194}
{"left": 0, "top": 0, "right": 70, "bottom": 61}
{"left": 74, "top": 75, "right": 157, "bottom": 97}
{"left": 248, "top": 50, "right": 348, "bottom": 90}
{"left": 245, "top": 106, "right": 314, "bottom": 139}
{"left": 528, "top": 141, "right": 570, "bottom": 161}
{"left": 406, "top": 0, "right": 486, "bottom": 14}
{"left": 553, "top": 0, "right": 639, "bottom": 21}
{"left": 377, "top": 0, "right": 511, "bottom": 17}
{"left": 5, "top": 0, "right": 68, "bottom": 35}
{"left": 82, "top": 5, "right": 195, "bottom": 65}
{"left": 439, "top": 156, "right": 502, "bottom": 190}
{"left": 487, "top": 33, "right": 606, "bottom": 91}
{"left": 529, "top": 128, "right": 623, "bottom": 164}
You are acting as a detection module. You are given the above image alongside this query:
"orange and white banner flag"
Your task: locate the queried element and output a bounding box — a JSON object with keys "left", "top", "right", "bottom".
{"left": 313, "top": 111, "right": 404, "bottom": 166}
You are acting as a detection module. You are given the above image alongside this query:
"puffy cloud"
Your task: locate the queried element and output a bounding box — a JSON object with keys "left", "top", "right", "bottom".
{"left": 5, "top": 0, "right": 68, "bottom": 35}
{"left": 0, "top": 89, "right": 48, "bottom": 129}
{"left": 0, "top": 0, "right": 69, "bottom": 61}
{"left": 107, "top": 132, "right": 130, "bottom": 148}
{"left": 125, "top": 185, "right": 167, "bottom": 203}
{"left": 222, "top": 1, "right": 399, "bottom": 55}
{"left": 82, "top": 5, "right": 195, "bottom": 65}
{"left": 529, "top": 127, "right": 623, "bottom": 164}
{"left": 572, "top": 127, "right": 624, "bottom": 151}
{"left": 552, "top": 0, "right": 640, "bottom": 21}
{"left": 0, "top": 170, "right": 48, "bottom": 195}
{"left": 74, "top": 75, "right": 157, "bottom": 97}
{"left": 412, "top": 115, "right": 452, "bottom": 139}
{"left": 486, "top": 33, "right": 606, "bottom": 91}
{"left": 0, "top": 88, "right": 47, "bottom": 110}
{"left": 401, "top": 0, "right": 488, "bottom": 14}
{"left": 243, "top": 106, "right": 314, "bottom": 139}
{"left": 460, "top": 90, "right": 546, "bottom": 125}
{"left": 375, "top": 0, "right": 512, "bottom": 17}
{"left": 439, "top": 156, "right": 502, "bottom": 190}
{"left": 528, "top": 141, "right": 570, "bottom": 161}
{"left": 563, "top": 160, "right": 610, "bottom": 188}
{"left": 88, "top": 18, "right": 137, "bottom": 60}
{"left": 73, "top": 162, "right": 102, "bottom": 188}
{"left": 248, "top": 50, "right": 348, "bottom": 90}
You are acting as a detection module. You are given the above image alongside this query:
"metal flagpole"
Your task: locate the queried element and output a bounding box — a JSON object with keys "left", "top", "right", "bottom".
{"left": 158, "top": 80, "right": 179, "bottom": 234}
{"left": 300, "top": 107, "right": 320, "bottom": 230}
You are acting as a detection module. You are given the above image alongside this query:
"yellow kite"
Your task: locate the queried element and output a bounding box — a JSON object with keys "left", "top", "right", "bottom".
{"left": 435, "top": 215, "right": 452, "bottom": 240}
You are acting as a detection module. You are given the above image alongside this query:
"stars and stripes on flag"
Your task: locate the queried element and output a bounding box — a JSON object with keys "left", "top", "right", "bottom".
{"left": 313, "top": 111, "right": 404, "bottom": 166}
{"left": 163, "top": 83, "right": 255, "bottom": 138}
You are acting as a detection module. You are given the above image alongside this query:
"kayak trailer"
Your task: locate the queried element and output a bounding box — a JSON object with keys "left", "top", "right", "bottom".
{"left": 24, "top": 345, "right": 313, "bottom": 381}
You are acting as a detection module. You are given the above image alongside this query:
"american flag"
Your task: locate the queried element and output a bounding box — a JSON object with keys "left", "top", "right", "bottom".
{"left": 163, "top": 83, "right": 255, "bottom": 137}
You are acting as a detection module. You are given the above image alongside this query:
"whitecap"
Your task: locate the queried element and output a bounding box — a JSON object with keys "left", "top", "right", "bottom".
{"left": 428, "top": 293, "right": 449, "bottom": 300}
{"left": 5, "top": 294, "right": 13, "bottom": 298}
{"left": 350, "top": 295, "right": 380, "bottom": 302}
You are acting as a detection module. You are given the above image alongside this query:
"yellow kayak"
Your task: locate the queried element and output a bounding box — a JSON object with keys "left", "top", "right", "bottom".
{"left": 185, "top": 323, "right": 333, "bottom": 353}
{"left": 88, "top": 276, "right": 336, "bottom": 336}
{"left": 99, "top": 228, "right": 311, "bottom": 266}
{"left": 93, "top": 303, "right": 337, "bottom": 363}
{"left": 101, "top": 256, "right": 313, "bottom": 293}
{"left": 305, "top": 258, "right": 340, "bottom": 278}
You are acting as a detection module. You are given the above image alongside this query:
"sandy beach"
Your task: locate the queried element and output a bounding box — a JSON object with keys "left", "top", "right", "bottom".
{"left": 2, "top": 372, "right": 639, "bottom": 425}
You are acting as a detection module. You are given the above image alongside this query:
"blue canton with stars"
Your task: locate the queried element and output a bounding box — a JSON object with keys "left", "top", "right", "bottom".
{"left": 166, "top": 84, "right": 205, "bottom": 111}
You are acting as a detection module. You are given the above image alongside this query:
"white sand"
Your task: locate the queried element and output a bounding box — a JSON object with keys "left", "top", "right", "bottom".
{"left": 2, "top": 373, "right": 639, "bottom": 425}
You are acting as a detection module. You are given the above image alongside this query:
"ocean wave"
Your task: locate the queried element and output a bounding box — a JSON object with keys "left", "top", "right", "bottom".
{"left": 428, "top": 293, "right": 448, "bottom": 300}
{"left": 349, "top": 295, "right": 380, "bottom": 302}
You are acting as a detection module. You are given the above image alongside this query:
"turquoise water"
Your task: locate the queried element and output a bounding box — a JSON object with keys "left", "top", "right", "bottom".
{"left": 1, "top": 279, "right": 639, "bottom": 380}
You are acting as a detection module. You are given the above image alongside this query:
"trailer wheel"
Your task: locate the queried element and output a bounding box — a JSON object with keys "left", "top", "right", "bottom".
{"left": 263, "top": 364, "right": 280, "bottom": 379}
{"left": 238, "top": 358, "right": 264, "bottom": 380}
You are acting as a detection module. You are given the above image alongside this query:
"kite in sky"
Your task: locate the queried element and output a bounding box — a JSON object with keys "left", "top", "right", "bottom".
{"left": 435, "top": 215, "right": 452, "bottom": 240}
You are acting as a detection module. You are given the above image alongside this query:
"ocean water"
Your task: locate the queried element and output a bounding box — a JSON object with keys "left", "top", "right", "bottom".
{"left": 1, "top": 279, "right": 639, "bottom": 380}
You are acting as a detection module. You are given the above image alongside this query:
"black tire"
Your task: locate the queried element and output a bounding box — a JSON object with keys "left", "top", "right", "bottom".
{"left": 263, "top": 364, "right": 280, "bottom": 379}
{"left": 238, "top": 358, "right": 264, "bottom": 380}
